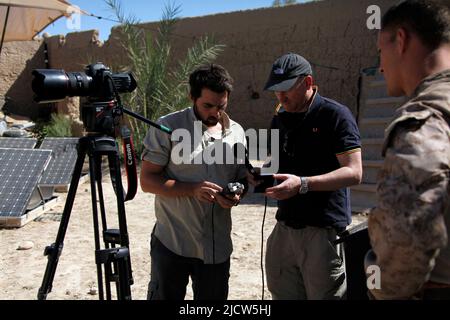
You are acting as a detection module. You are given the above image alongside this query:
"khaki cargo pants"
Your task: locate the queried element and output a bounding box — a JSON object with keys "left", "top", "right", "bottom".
{"left": 266, "top": 221, "right": 346, "bottom": 300}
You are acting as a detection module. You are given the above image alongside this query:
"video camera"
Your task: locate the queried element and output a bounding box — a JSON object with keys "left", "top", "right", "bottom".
{"left": 32, "top": 62, "right": 137, "bottom": 136}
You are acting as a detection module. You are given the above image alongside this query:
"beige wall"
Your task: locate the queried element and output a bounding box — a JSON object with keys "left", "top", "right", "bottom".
{"left": 0, "top": 41, "right": 45, "bottom": 117}
{"left": 163, "top": 0, "right": 397, "bottom": 129}
{"left": 1, "top": 0, "right": 400, "bottom": 127}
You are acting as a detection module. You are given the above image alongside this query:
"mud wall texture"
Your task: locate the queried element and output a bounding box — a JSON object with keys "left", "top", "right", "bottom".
{"left": 0, "top": 0, "right": 405, "bottom": 128}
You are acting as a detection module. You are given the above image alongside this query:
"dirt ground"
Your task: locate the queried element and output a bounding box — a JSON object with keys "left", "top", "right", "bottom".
{"left": 0, "top": 173, "right": 367, "bottom": 300}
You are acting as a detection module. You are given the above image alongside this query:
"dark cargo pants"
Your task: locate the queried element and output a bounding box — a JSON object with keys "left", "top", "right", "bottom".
{"left": 147, "top": 234, "right": 230, "bottom": 300}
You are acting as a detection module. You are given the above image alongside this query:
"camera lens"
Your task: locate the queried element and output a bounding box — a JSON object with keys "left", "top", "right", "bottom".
{"left": 32, "top": 69, "right": 92, "bottom": 103}
{"left": 66, "top": 72, "right": 93, "bottom": 95}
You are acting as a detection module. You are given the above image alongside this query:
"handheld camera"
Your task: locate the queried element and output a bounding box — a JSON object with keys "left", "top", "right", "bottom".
{"left": 232, "top": 143, "right": 275, "bottom": 193}
{"left": 221, "top": 182, "right": 245, "bottom": 197}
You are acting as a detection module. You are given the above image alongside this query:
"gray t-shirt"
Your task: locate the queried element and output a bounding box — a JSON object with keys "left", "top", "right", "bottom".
{"left": 142, "top": 107, "right": 247, "bottom": 264}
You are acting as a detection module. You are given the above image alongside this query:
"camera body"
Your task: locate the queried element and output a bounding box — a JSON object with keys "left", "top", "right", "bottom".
{"left": 221, "top": 182, "right": 245, "bottom": 197}
{"left": 231, "top": 143, "right": 275, "bottom": 193}
{"left": 253, "top": 168, "right": 275, "bottom": 193}
{"left": 32, "top": 63, "right": 137, "bottom": 135}
{"left": 254, "top": 174, "right": 275, "bottom": 193}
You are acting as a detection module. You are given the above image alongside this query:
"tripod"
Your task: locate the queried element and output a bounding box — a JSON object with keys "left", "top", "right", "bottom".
{"left": 38, "top": 134, "right": 134, "bottom": 300}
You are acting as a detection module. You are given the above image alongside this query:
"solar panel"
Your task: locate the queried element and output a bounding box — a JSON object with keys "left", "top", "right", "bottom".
{"left": 39, "top": 137, "right": 79, "bottom": 186}
{"left": 0, "top": 137, "right": 37, "bottom": 149}
{"left": 0, "top": 148, "right": 52, "bottom": 218}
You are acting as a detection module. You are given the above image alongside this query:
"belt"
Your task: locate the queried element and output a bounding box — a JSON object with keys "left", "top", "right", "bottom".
{"left": 281, "top": 220, "right": 342, "bottom": 231}
{"left": 282, "top": 220, "right": 307, "bottom": 229}
{"left": 414, "top": 281, "right": 450, "bottom": 300}
{"left": 423, "top": 281, "right": 450, "bottom": 289}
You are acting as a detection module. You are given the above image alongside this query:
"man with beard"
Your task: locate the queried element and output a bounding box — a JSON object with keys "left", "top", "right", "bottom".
{"left": 140, "top": 64, "right": 247, "bottom": 300}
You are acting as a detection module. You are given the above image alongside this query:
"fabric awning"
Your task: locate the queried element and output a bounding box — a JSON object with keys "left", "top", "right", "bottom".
{"left": 0, "top": 0, "right": 85, "bottom": 42}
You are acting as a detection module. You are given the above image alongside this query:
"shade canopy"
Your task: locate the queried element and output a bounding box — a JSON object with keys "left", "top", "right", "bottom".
{"left": 0, "top": 0, "right": 84, "bottom": 42}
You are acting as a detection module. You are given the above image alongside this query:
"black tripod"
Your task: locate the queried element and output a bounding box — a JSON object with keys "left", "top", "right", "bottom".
{"left": 38, "top": 134, "right": 134, "bottom": 300}
{"left": 31, "top": 62, "right": 174, "bottom": 300}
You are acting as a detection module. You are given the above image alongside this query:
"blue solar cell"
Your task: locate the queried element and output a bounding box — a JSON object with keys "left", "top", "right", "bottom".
{"left": 0, "top": 137, "right": 37, "bottom": 149}
{"left": 0, "top": 148, "right": 51, "bottom": 217}
{"left": 39, "top": 138, "right": 79, "bottom": 186}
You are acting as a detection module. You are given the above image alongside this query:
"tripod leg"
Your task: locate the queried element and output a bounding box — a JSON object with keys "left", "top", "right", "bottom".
{"left": 88, "top": 153, "right": 106, "bottom": 300}
{"left": 115, "top": 248, "right": 132, "bottom": 300}
{"left": 93, "top": 154, "right": 114, "bottom": 300}
{"left": 95, "top": 154, "right": 108, "bottom": 232}
{"left": 95, "top": 247, "right": 131, "bottom": 300}
{"left": 108, "top": 152, "right": 133, "bottom": 300}
{"left": 37, "top": 141, "right": 87, "bottom": 300}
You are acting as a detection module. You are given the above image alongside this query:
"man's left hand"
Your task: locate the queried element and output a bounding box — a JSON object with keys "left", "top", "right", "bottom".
{"left": 215, "top": 193, "right": 241, "bottom": 209}
{"left": 265, "top": 174, "right": 301, "bottom": 200}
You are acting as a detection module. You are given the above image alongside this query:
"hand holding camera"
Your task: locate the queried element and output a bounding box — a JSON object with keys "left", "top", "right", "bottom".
{"left": 215, "top": 182, "right": 244, "bottom": 208}
{"left": 221, "top": 182, "right": 245, "bottom": 197}
{"left": 264, "top": 174, "right": 302, "bottom": 200}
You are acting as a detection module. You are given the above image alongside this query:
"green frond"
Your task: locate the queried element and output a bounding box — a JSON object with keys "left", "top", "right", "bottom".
{"left": 104, "top": 0, "right": 224, "bottom": 155}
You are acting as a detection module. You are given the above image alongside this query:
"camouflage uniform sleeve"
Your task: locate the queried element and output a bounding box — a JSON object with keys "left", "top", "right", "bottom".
{"left": 367, "top": 114, "right": 449, "bottom": 300}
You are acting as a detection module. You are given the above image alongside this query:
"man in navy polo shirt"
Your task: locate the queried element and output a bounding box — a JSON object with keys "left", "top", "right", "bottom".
{"left": 261, "top": 53, "right": 362, "bottom": 300}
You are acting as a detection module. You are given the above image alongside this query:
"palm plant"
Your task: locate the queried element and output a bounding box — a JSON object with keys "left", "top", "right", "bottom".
{"left": 272, "top": 0, "right": 297, "bottom": 6}
{"left": 105, "top": 0, "right": 225, "bottom": 154}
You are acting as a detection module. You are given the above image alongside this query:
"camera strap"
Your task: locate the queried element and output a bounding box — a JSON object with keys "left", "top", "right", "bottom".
{"left": 108, "top": 126, "right": 138, "bottom": 202}
{"left": 120, "top": 126, "right": 138, "bottom": 201}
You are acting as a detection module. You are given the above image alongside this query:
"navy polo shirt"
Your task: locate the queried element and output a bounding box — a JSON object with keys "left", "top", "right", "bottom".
{"left": 270, "top": 91, "right": 361, "bottom": 231}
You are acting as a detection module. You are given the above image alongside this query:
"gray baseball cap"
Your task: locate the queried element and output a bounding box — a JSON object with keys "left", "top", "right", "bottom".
{"left": 264, "top": 53, "right": 313, "bottom": 91}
